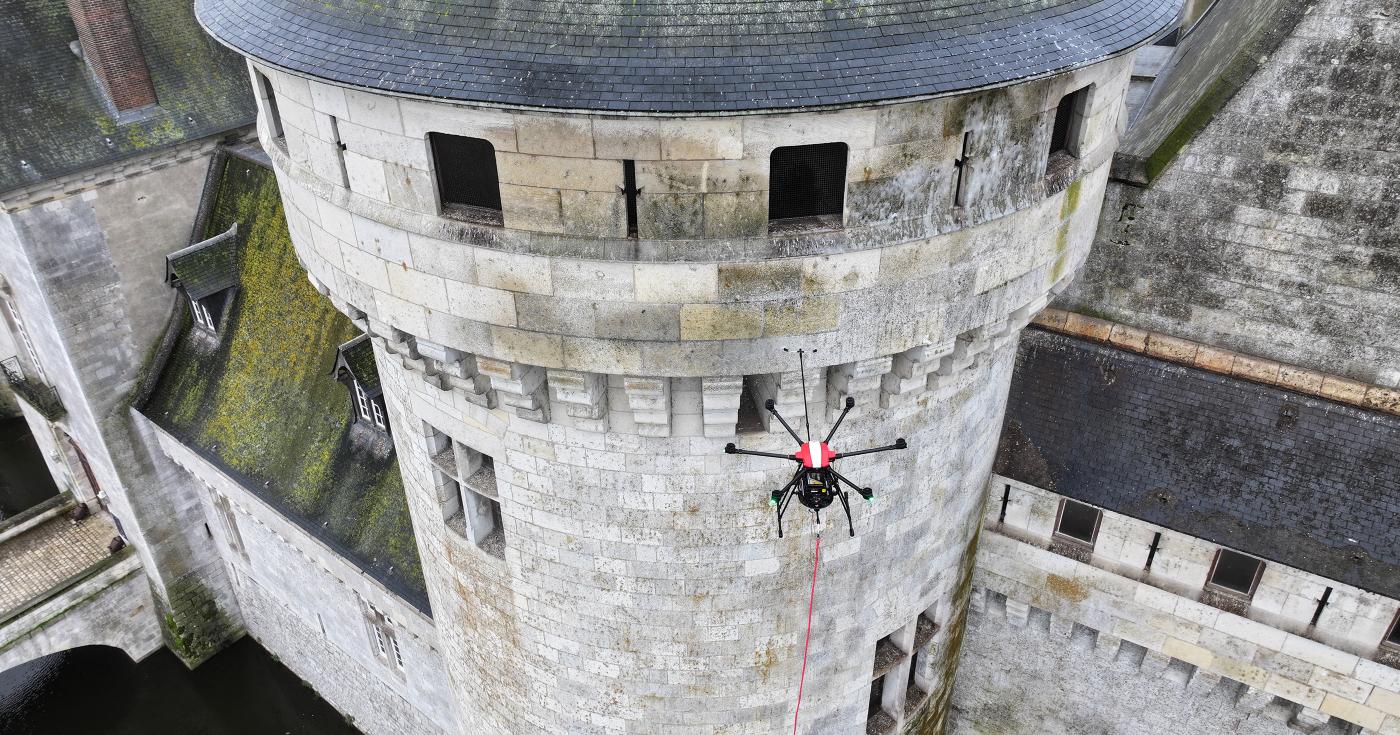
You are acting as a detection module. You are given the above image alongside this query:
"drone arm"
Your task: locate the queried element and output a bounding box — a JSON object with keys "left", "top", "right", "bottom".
{"left": 764, "top": 400, "right": 806, "bottom": 445}
{"left": 823, "top": 396, "right": 856, "bottom": 444}
{"left": 725, "top": 443, "right": 801, "bottom": 462}
{"left": 832, "top": 438, "right": 907, "bottom": 461}
{"left": 828, "top": 468, "right": 875, "bottom": 502}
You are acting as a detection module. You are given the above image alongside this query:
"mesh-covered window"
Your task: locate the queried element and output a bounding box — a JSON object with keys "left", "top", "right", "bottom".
{"left": 1209, "top": 549, "right": 1263, "bottom": 595}
{"left": 430, "top": 133, "right": 502, "bottom": 215}
{"left": 1050, "top": 86, "right": 1089, "bottom": 157}
{"left": 769, "top": 142, "right": 848, "bottom": 223}
{"left": 1055, "top": 499, "right": 1101, "bottom": 544}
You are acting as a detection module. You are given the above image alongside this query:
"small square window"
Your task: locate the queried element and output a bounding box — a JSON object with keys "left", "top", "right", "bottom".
{"left": 1049, "top": 86, "right": 1091, "bottom": 159}
{"left": 1207, "top": 549, "right": 1264, "bottom": 597}
{"left": 768, "top": 142, "right": 848, "bottom": 228}
{"left": 1054, "top": 499, "right": 1101, "bottom": 546}
{"left": 429, "top": 133, "right": 502, "bottom": 223}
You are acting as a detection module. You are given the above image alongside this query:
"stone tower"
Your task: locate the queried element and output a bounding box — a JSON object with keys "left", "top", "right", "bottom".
{"left": 195, "top": 1, "right": 1177, "bottom": 731}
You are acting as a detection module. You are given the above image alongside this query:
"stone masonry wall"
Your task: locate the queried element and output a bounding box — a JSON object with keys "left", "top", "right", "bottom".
{"left": 249, "top": 48, "right": 1138, "bottom": 733}
{"left": 1062, "top": 0, "right": 1400, "bottom": 388}
{"left": 149, "top": 419, "right": 458, "bottom": 734}
{"left": 0, "top": 144, "right": 243, "bottom": 665}
{"left": 964, "top": 474, "right": 1400, "bottom": 733}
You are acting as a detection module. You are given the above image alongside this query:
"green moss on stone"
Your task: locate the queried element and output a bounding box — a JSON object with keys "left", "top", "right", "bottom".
{"left": 144, "top": 157, "right": 427, "bottom": 606}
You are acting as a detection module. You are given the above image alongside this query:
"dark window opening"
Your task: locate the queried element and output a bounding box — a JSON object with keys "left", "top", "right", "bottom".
{"left": 768, "top": 142, "right": 848, "bottom": 228}
{"left": 1054, "top": 499, "right": 1101, "bottom": 546}
{"left": 623, "top": 160, "right": 640, "bottom": 237}
{"left": 1310, "top": 587, "right": 1332, "bottom": 629}
{"left": 429, "top": 133, "right": 502, "bottom": 224}
{"left": 1144, "top": 531, "right": 1163, "bottom": 572}
{"left": 736, "top": 375, "right": 766, "bottom": 434}
{"left": 953, "top": 131, "right": 973, "bottom": 208}
{"left": 868, "top": 674, "right": 885, "bottom": 719}
{"left": 1049, "top": 86, "right": 1090, "bottom": 159}
{"left": 1208, "top": 549, "right": 1264, "bottom": 596}
{"left": 257, "top": 72, "right": 283, "bottom": 140}
{"left": 189, "top": 291, "right": 229, "bottom": 334}
{"left": 329, "top": 115, "right": 349, "bottom": 187}
{"left": 1385, "top": 612, "right": 1400, "bottom": 648}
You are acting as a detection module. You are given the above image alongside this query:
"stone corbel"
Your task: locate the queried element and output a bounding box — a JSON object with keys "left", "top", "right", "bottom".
{"left": 700, "top": 376, "right": 743, "bottom": 438}
{"left": 622, "top": 377, "right": 671, "bottom": 437}
{"left": 476, "top": 357, "right": 548, "bottom": 422}
{"left": 827, "top": 355, "right": 891, "bottom": 420}
{"left": 549, "top": 369, "right": 609, "bottom": 432}
{"left": 881, "top": 342, "right": 953, "bottom": 407}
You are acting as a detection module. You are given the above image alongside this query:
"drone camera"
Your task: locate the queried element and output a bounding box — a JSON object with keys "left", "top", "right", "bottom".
{"left": 844, "top": 396, "right": 855, "bottom": 408}
{"left": 764, "top": 398, "right": 776, "bottom": 410}
{"left": 894, "top": 438, "right": 907, "bottom": 449}
{"left": 724, "top": 443, "right": 737, "bottom": 453}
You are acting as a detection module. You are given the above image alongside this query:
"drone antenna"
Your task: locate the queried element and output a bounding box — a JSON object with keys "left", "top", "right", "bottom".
{"left": 796, "top": 349, "right": 812, "bottom": 441}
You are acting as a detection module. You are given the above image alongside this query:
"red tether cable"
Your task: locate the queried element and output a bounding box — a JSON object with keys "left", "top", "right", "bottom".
{"left": 792, "top": 529, "right": 822, "bottom": 734}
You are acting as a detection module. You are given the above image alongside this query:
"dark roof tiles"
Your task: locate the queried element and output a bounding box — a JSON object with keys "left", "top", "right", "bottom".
{"left": 166, "top": 223, "right": 239, "bottom": 301}
{"left": 196, "top": 0, "right": 1179, "bottom": 113}
{"left": 997, "top": 330, "right": 1400, "bottom": 600}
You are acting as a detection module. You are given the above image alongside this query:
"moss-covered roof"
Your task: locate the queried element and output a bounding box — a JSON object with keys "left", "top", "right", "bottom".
{"left": 334, "top": 334, "right": 380, "bottom": 395}
{"left": 166, "top": 223, "right": 238, "bottom": 301}
{"left": 0, "top": 0, "right": 255, "bottom": 193}
{"left": 142, "top": 153, "right": 427, "bottom": 612}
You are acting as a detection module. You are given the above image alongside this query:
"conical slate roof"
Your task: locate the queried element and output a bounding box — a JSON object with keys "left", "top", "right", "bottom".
{"left": 196, "top": 0, "right": 1179, "bottom": 113}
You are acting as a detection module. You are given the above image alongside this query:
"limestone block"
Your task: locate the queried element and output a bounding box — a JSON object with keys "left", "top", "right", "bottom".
{"left": 881, "top": 343, "right": 952, "bottom": 407}
{"left": 516, "top": 116, "right": 594, "bottom": 158}
{"left": 549, "top": 369, "right": 609, "bottom": 431}
{"left": 1320, "top": 692, "right": 1387, "bottom": 730}
{"left": 623, "top": 377, "right": 671, "bottom": 437}
{"left": 634, "top": 263, "right": 719, "bottom": 304}
{"left": 658, "top": 119, "right": 743, "bottom": 160}
{"left": 827, "top": 355, "right": 891, "bottom": 420}
{"left": 700, "top": 376, "right": 743, "bottom": 438}
{"left": 477, "top": 357, "right": 549, "bottom": 422}
{"left": 1005, "top": 598, "right": 1030, "bottom": 627}
{"left": 343, "top": 89, "right": 404, "bottom": 135}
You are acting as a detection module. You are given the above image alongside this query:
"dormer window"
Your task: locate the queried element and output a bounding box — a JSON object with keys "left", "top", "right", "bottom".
{"left": 335, "top": 334, "right": 389, "bottom": 434}
{"left": 354, "top": 378, "right": 387, "bottom": 430}
{"left": 166, "top": 223, "right": 239, "bottom": 336}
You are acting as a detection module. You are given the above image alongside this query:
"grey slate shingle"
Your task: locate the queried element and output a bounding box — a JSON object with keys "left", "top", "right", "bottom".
{"left": 997, "top": 330, "right": 1400, "bottom": 600}
{"left": 195, "top": 0, "right": 1180, "bottom": 113}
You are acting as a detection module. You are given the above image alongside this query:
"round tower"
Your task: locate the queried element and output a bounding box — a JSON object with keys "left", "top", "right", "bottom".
{"left": 197, "top": 1, "right": 1176, "bottom": 732}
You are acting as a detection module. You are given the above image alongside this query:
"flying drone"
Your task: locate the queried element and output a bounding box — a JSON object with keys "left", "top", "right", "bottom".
{"left": 724, "top": 351, "right": 907, "bottom": 538}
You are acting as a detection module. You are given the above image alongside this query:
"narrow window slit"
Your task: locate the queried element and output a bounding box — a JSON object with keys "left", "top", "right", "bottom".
{"left": 622, "top": 160, "right": 640, "bottom": 237}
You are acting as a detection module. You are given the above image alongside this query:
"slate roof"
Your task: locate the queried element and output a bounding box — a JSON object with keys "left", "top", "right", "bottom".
{"left": 195, "top": 0, "right": 1180, "bottom": 113}
{"left": 334, "top": 334, "right": 380, "bottom": 395}
{"left": 166, "top": 223, "right": 239, "bottom": 301}
{"left": 0, "top": 0, "right": 255, "bottom": 194}
{"left": 997, "top": 329, "right": 1400, "bottom": 600}
{"left": 142, "top": 152, "right": 428, "bottom": 612}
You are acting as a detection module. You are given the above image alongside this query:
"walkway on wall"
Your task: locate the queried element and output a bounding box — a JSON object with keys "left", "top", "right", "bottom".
{"left": 0, "top": 511, "right": 113, "bottom": 618}
{"left": 0, "top": 508, "right": 161, "bottom": 673}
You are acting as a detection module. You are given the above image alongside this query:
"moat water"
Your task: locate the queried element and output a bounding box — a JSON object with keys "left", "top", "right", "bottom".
{"left": 0, "top": 416, "right": 59, "bottom": 521}
{"left": 0, "top": 638, "right": 361, "bottom": 734}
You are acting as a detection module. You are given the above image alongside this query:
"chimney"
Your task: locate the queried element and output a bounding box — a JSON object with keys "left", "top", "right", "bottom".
{"left": 65, "top": 0, "right": 157, "bottom": 113}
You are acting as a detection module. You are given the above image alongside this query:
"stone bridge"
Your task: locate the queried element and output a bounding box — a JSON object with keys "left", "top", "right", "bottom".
{"left": 0, "top": 505, "right": 162, "bottom": 674}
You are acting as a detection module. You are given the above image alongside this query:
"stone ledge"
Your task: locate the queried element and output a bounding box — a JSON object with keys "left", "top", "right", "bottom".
{"left": 1033, "top": 308, "right": 1400, "bottom": 418}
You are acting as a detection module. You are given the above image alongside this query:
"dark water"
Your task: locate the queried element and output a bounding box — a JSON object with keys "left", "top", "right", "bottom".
{"left": 0, "top": 416, "right": 59, "bottom": 521}
{"left": 0, "top": 638, "right": 361, "bottom": 734}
